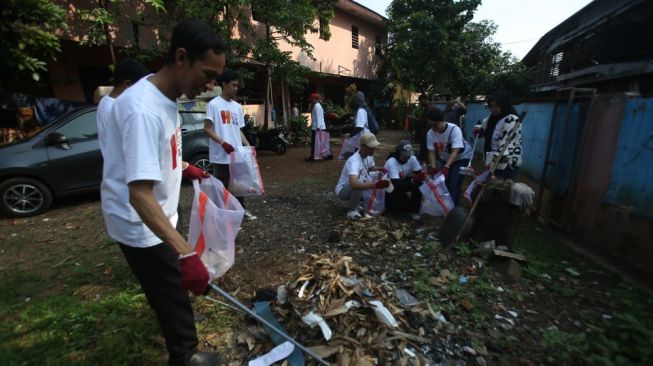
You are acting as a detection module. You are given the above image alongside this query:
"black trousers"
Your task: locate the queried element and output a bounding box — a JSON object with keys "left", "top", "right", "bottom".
{"left": 309, "top": 129, "right": 316, "bottom": 158}
{"left": 386, "top": 180, "right": 422, "bottom": 214}
{"left": 212, "top": 163, "right": 245, "bottom": 208}
{"left": 118, "top": 243, "right": 198, "bottom": 364}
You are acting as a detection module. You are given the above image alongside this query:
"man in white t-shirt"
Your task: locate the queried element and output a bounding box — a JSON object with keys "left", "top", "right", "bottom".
{"left": 306, "top": 93, "right": 332, "bottom": 161}
{"left": 335, "top": 133, "right": 389, "bottom": 218}
{"left": 96, "top": 58, "right": 148, "bottom": 154}
{"left": 101, "top": 20, "right": 223, "bottom": 366}
{"left": 384, "top": 140, "right": 425, "bottom": 219}
{"left": 203, "top": 68, "right": 256, "bottom": 221}
{"left": 426, "top": 108, "right": 473, "bottom": 205}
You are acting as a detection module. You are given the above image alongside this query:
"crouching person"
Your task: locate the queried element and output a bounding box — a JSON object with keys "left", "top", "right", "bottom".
{"left": 335, "top": 133, "right": 389, "bottom": 218}
{"left": 384, "top": 140, "right": 425, "bottom": 220}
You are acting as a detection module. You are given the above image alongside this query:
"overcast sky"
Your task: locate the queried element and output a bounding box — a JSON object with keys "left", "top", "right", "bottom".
{"left": 355, "top": 0, "right": 594, "bottom": 59}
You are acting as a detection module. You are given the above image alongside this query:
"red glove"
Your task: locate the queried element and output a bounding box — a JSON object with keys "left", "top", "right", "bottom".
{"left": 179, "top": 253, "right": 210, "bottom": 296}
{"left": 221, "top": 142, "right": 235, "bottom": 154}
{"left": 378, "top": 168, "right": 389, "bottom": 176}
{"left": 183, "top": 164, "right": 210, "bottom": 182}
{"left": 440, "top": 166, "right": 450, "bottom": 178}
{"left": 412, "top": 172, "right": 427, "bottom": 184}
{"left": 427, "top": 167, "right": 438, "bottom": 176}
{"left": 473, "top": 127, "right": 481, "bottom": 136}
{"left": 374, "top": 180, "right": 390, "bottom": 189}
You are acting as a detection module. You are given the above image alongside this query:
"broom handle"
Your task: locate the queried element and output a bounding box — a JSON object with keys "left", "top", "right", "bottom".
{"left": 453, "top": 111, "right": 527, "bottom": 243}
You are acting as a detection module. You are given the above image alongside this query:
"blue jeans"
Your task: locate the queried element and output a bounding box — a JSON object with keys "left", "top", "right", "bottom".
{"left": 446, "top": 159, "right": 469, "bottom": 205}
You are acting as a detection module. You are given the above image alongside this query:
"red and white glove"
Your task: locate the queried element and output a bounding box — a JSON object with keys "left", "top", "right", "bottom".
{"left": 179, "top": 253, "right": 210, "bottom": 296}
{"left": 374, "top": 180, "right": 390, "bottom": 189}
{"left": 472, "top": 127, "right": 482, "bottom": 136}
{"left": 440, "top": 166, "right": 450, "bottom": 178}
{"left": 221, "top": 142, "right": 235, "bottom": 154}
{"left": 378, "top": 168, "right": 389, "bottom": 176}
{"left": 183, "top": 164, "right": 210, "bottom": 182}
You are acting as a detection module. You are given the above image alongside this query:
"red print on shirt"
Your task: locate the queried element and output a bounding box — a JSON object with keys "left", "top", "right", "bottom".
{"left": 220, "top": 110, "right": 231, "bottom": 124}
{"left": 170, "top": 127, "right": 182, "bottom": 169}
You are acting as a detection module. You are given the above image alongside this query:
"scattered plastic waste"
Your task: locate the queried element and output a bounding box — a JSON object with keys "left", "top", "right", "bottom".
{"left": 369, "top": 300, "right": 399, "bottom": 328}
{"left": 301, "top": 312, "right": 333, "bottom": 341}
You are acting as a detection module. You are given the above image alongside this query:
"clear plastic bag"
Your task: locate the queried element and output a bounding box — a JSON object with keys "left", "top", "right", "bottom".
{"left": 188, "top": 177, "right": 245, "bottom": 279}
{"left": 313, "top": 130, "right": 331, "bottom": 160}
{"left": 229, "top": 146, "right": 265, "bottom": 196}
{"left": 362, "top": 171, "right": 386, "bottom": 215}
{"left": 419, "top": 173, "right": 454, "bottom": 217}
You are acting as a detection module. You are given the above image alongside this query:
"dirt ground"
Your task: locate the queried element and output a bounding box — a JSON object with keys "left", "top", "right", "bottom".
{"left": 1, "top": 130, "right": 652, "bottom": 365}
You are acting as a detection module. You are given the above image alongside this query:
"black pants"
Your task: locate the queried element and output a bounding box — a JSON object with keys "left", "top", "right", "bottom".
{"left": 386, "top": 182, "right": 422, "bottom": 214}
{"left": 309, "top": 129, "right": 316, "bottom": 158}
{"left": 118, "top": 243, "right": 198, "bottom": 365}
{"left": 495, "top": 166, "right": 520, "bottom": 180}
{"left": 212, "top": 163, "right": 245, "bottom": 208}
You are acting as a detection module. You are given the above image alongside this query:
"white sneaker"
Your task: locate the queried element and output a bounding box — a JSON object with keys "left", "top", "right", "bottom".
{"left": 346, "top": 209, "right": 362, "bottom": 219}
{"left": 244, "top": 210, "right": 257, "bottom": 221}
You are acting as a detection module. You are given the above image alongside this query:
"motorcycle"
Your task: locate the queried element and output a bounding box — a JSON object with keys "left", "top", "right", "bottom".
{"left": 243, "top": 114, "right": 288, "bottom": 155}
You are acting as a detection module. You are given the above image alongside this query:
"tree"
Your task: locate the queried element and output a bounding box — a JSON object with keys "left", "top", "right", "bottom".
{"left": 76, "top": 0, "right": 166, "bottom": 67}
{"left": 387, "top": 0, "right": 529, "bottom": 97}
{"left": 387, "top": 0, "right": 481, "bottom": 94}
{"left": 0, "top": 0, "right": 67, "bottom": 81}
{"left": 170, "top": 0, "right": 338, "bottom": 126}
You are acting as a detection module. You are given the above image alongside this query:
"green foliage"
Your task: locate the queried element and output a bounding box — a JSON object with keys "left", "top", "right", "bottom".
{"left": 76, "top": 0, "right": 167, "bottom": 64}
{"left": 288, "top": 115, "right": 310, "bottom": 145}
{"left": 387, "top": 0, "right": 531, "bottom": 97}
{"left": 0, "top": 0, "right": 67, "bottom": 81}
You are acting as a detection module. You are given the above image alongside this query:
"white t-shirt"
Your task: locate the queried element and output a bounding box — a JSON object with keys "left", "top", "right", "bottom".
{"left": 384, "top": 156, "right": 422, "bottom": 180}
{"left": 335, "top": 151, "right": 375, "bottom": 195}
{"left": 426, "top": 123, "right": 473, "bottom": 162}
{"left": 100, "top": 76, "right": 182, "bottom": 248}
{"left": 205, "top": 96, "right": 245, "bottom": 164}
{"left": 311, "top": 102, "right": 326, "bottom": 131}
{"left": 354, "top": 108, "right": 370, "bottom": 134}
{"left": 96, "top": 95, "right": 115, "bottom": 156}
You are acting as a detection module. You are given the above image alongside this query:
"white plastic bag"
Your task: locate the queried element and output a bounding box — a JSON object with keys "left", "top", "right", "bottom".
{"left": 362, "top": 171, "right": 386, "bottom": 215}
{"left": 229, "top": 146, "right": 265, "bottom": 196}
{"left": 337, "top": 134, "right": 360, "bottom": 160}
{"left": 313, "top": 130, "right": 331, "bottom": 160}
{"left": 419, "top": 173, "right": 454, "bottom": 217}
{"left": 188, "top": 176, "right": 245, "bottom": 280}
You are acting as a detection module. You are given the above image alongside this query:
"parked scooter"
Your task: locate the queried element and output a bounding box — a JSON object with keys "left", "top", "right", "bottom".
{"left": 243, "top": 114, "right": 289, "bottom": 154}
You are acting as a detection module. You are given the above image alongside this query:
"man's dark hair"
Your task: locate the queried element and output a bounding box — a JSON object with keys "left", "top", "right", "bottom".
{"left": 164, "top": 19, "right": 226, "bottom": 65}
{"left": 426, "top": 108, "right": 444, "bottom": 122}
{"left": 218, "top": 68, "right": 238, "bottom": 86}
{"left": 113, "top": 58, "right": 149, "bottom": 85}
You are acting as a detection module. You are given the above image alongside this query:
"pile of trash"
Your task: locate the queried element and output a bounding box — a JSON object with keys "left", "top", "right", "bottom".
{"left": 240, "top": 252, "right": 465, "bottom": 365}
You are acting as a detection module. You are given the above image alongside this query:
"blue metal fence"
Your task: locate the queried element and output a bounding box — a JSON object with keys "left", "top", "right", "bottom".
{"left": 604, "top": 98, "right": 653, "bottom": 219}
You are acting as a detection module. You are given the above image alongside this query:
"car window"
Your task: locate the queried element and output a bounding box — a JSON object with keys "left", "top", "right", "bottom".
{"left": 56, "top": 111, "right": 98, "bottom": 143}
{"left": 180, "top": 112, "right": 205, "bottom": 126}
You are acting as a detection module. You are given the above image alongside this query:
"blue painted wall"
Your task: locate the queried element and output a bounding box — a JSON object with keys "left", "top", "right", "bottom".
{"left": 604, "top": 98, "right": 653, "bottom": 219}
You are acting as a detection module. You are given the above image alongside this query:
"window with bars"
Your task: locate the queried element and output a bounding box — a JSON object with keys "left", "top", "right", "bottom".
{"left": 549, "top": 51, "right": 564, "bottom": 78}
{"left": 352, "top": 26, "right": 359, "bottom": 49}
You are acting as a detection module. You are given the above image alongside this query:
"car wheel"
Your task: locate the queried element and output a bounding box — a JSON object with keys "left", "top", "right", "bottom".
{"left": 190, "top": 154, "right": 214, "bottom": 176}
{"left": 0, "top": 177, "right": 53, "bottom": 217}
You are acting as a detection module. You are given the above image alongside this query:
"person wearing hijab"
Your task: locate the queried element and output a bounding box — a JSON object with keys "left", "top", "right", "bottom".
{"left": 352, "top": 91, "right": 371, "bottom": 136}
{"left": 473, "top": 91, "right": 522, "bottom": 180}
